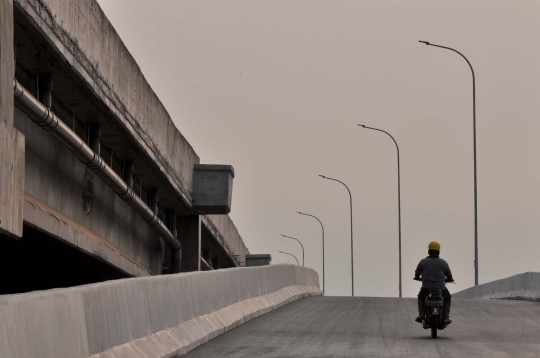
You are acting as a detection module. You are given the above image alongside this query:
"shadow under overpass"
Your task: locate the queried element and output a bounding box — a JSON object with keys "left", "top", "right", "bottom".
{"left": 0, "top": 224, "right": 130, "bottom": 295}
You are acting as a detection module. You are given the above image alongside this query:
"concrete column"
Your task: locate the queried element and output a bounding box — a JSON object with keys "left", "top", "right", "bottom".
{"left": 169, "top": 211, "right": 181, "bottom": 274}
{"left": 177, "top": 215, "right": 201, "bottom": 271}
{"left": 0, "top": 0, "right": 24, "bottom": 239}
{"left": 202, "top": 247, "right": 211, "bottom": 263}
{"left": 148, "top": 188, "right": 162, "bottom": 274}
{"left": 163, "top": 209, "right": 180, "bottom": 274}
{"left": 88, "top": 123, "right": 101, "bottom": 155}
{"left": 37, "top": 74, "right": 53, "bottom": 108}
{"left": 123, "top": 160, "right": 134, "bottom": 188}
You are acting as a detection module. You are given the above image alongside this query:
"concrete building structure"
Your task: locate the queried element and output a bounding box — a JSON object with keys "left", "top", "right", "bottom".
{"left": 0, "top": 0, "right": 250, "bottom": 294}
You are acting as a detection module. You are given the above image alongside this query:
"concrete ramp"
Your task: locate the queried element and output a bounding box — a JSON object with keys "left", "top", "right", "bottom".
{"left": 183, "top": 296, "right": 540, "bottom": 357}
{"left": 0, "top": 264, "right": 321, "bottom": 358}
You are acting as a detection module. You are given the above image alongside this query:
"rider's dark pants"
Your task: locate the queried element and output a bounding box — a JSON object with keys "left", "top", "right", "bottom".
{"left": 418, "top": 288, "right": 451, "bottom": 304}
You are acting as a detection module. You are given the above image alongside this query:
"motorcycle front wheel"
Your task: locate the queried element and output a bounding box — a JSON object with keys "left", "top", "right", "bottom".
{"left": 431, "top": 315, "right": 438, "bottom": 338}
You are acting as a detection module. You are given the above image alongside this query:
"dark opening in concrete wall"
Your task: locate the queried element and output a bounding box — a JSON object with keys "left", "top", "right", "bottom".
{"left": 0, "top": 225, "right": 130, "bottom": 295}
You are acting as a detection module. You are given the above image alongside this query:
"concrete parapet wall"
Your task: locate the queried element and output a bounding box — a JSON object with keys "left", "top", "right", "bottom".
{"left": 0, "top": 264, "right": 321, "bottom": 358}
{"left": 454, "top": 272, "right": 540, "bottom": 301}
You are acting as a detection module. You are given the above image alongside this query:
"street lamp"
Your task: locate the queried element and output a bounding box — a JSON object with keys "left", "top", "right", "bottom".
{"left": 297, "top": 211, "right": 325, "bottom": 293}
{"left": 278, "top": 250, "right": 299, "bottom": 265}
{"left": 419, "top": 40, "right": 479, "bottom": 286}
{"left": 319, "top": 175, "right": 354, "bottom": 296}
{"left": 358, "top": 124, "right": 402, "bottom": 298}
{"left": 281, "top": 234, "right": 304, "bottom": 266}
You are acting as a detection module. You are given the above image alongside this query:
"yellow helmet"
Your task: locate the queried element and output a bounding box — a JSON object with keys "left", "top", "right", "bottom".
{"left": 428, "top": 241, "right": 441, "bottom": 251}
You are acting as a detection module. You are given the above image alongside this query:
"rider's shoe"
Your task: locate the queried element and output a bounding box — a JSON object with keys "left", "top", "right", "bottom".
{"left": 443, "top": 304, "right": 452, "bottom": 324}
{"left": 416, "top": 299, "right": 425, "bottom": 324}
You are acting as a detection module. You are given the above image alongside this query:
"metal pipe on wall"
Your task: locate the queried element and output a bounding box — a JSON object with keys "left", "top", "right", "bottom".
{"left": 13, "top": 79, "right": 182, "bottom": 258}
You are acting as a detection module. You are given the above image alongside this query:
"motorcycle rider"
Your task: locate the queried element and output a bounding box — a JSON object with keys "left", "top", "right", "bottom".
{"left": 414, "top": 241, "right": 454, "bottom": 324}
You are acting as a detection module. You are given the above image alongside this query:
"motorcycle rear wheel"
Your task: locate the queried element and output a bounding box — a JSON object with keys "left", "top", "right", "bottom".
{"left": 431, "top": 315, "right": 438, "bottom": 338}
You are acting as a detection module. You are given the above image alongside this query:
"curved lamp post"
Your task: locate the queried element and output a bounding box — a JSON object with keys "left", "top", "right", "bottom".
{"left": 319, "top": 175, "right": 354, "bottom": 296}
{"left": 281, "top": 234, "right": 304, "bottom": 266}
{"left": 278, "top": 250, "right": 299, "bottom": 265}
{"left": 419, "top": 40, "right": 479, "bottom": 286}
{"left": 297, "top": 211, "right": 325, "bottom": 293}
{"left": 359, "top": 124, "right": 402, "bottom": 298}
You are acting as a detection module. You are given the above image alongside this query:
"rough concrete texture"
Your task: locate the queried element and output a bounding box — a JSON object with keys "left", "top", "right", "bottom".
{"left": 203, "top": 215, "right": 249, "bottom": 267}
{"left": 14, "top": 0, "right": 199, "bottom": 206}
{"left": 454, "top": 272, "right": 540, "bottom": 301}
{"left": 0, "top": 0, "right": 25, "bottom": 239}
{"left": 0, "top": 264, "right": 321, "bottom": 358}
{"left": 246, "top": 254, "right": 272, "bottom": 266}
{"left": 184, "top": 296, "right": 540, "bottom": 358}
{"left": 15, "top": 107, "right": 154, "bottom": 276}
{"left": 23, "top": 194, "right": 152, "bottom": 277}
{"left": 192, "top": 165, "right": 234, "bottom": 215}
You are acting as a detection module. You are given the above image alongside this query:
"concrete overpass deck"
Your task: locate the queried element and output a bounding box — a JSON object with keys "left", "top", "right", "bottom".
{"left": 184, "top": 296, "right": 540, "bottom": 358}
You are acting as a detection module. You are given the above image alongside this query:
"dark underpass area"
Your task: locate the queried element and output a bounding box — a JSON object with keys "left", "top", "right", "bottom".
{"left": 0, "top": 225, "right": 129, "bottom": 295}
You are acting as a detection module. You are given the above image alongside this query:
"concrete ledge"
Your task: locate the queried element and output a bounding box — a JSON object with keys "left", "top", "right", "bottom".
{"left": 23, "top": 193, "right": 153, "bottom": 277}
{"left": 92, "top": 284, "right": 320, "bottom": 357}
{"left": 454, "top": 272, "right": 540, "bottom": 301}
{"left": 0, "top": 264, "right": 321, "bottom": 358}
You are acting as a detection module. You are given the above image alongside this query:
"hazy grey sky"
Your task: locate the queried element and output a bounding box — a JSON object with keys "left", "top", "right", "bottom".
{"left": 97, "top": 0, "right": 540, "bottom": 297}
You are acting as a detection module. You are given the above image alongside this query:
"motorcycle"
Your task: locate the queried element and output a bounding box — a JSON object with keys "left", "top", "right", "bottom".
{"left": 413, "top": 277, "right": 454, "bottom": 338}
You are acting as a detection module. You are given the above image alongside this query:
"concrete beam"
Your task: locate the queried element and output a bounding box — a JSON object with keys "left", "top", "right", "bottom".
{"left": 178, "top": 215, "right": 201, "bottom": 271}
{"left": 15, "top": 106, "right": 156, "bottom": 277}
{"left": 23, "top": 193, "right": 152, "bottom": 277}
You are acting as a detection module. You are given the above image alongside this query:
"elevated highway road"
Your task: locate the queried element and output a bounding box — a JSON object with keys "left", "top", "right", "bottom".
{"left": 184, "top": 296, "right": 540, "bottom": 357}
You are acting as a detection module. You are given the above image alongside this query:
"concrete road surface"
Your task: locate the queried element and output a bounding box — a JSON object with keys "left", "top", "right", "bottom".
{"left": 183, "top": 296, "right": 540, "bottom": 357}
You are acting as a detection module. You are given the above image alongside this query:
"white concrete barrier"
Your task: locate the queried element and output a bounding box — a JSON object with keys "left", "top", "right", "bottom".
{"left": 0, "top": 264, "right": 321, "bottom": 358}
{"left": 453, "top": 272, "right": 540, "bottom": 301}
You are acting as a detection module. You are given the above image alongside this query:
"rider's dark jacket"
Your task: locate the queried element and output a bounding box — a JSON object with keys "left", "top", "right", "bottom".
{"left": 415, "top": 255, "right": 453, "bottom": 289}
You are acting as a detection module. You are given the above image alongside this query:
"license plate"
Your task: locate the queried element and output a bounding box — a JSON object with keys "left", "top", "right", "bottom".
{"left": 426, "top": 300, "right": 443, "bottom": 306}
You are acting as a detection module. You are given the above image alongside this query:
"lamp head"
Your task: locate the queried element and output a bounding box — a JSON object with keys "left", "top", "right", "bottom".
{"left": 358, "top": 124, "right": 366, "bottom": 128}
{"left": 419, "top": 40, "right": 430, "bottom": 45}
{"left": 319, "top": 175, "right": 326, "bottom": 179}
